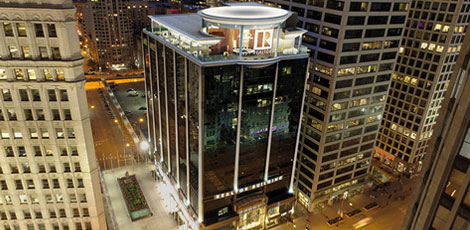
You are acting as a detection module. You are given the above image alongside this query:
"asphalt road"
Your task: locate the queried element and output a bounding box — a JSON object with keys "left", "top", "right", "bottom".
{"left": 86, "top": 81, "right": 139, "bottom": 170}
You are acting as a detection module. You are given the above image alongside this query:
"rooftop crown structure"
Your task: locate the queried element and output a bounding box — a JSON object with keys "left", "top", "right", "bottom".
{"left": 142, "top": 4, "right": 309, "bottom": 229}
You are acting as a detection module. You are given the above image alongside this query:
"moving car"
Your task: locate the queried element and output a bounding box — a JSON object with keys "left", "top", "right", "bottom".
{"left": 353, "top": 217, "right": 373, "bottom": 229}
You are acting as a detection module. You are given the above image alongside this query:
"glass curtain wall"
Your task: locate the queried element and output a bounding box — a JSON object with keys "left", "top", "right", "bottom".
{"left": 188, "top": 60, "right": 200, "bottom": 215}
{"left": 268, "top": 59, "right": 308, "bottom": 190}
{"left": 157, "top": 41, "right": 169, "bottom": 172}
{"left": 176, "top": 53, "right": 188, "bottom": 197}
{"left": 143, "top": 35, "right": 156, "bottom": 156}
{"left": 202, "top": 65, "right": 241, "bottom": 220}
{"left": 151, "top": 39, "right": 161, "bottom": 161}
{"left": 238, "top": 64, "right": 276, "bottom": 187}
{"left": 166, "top": 48, "right": 177, "bottom": 182}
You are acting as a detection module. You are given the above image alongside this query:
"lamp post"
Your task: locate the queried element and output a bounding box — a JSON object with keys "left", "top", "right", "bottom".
{"left": 139, "top": 117, "right": 144, "bottom": 130}
{"left": 125, "top": 143, "right": 130, "bottom": 166}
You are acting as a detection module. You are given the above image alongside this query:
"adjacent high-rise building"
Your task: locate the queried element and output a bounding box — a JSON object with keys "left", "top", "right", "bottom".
{"left": 143, "top": 4, "right": 309, "bottom": 229}
{"left": 375, "top": 0, "right": 470, "bottom": 174}
{"left": 0, "top": 1, "right": 106, "bottom": 230}
{"left": 84, "top": 0, "right": 134, "bottom": 69}
{"left": 259, "top": 0, "right": 410, "bottom": 210}
{"left": 402, "top": 27, "right": 470, "bottom": 230}
{"left": 82, "top": 0, "right": 194, "bottom": 70}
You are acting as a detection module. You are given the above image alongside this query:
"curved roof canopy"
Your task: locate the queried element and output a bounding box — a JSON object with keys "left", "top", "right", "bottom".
{"left": 198, "top": 6, "right": 291, "bottom": 25}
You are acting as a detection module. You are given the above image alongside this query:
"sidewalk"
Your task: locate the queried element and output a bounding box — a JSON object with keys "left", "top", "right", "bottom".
{"left": 102, "top": 164, "right": 180, "bottom": 230}
{"left": 272, "top": 176, "right": 415, "bottom": 230}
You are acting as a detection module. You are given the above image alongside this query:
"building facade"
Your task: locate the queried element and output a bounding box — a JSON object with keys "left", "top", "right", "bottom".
{"left": 0, "top": 1, "right": 106, "bottom": 230}
{"left": 84, "top": 0, "right": 134, "bottom": 70}
{"left": 375, "top": 0, "right": 470, "bottom": 174}
{"left": 254, "top": 0, "right": 410, "bottom": 210}
{"left": 82, "top": 0, "right": 196, "bottom": 70}
{"left": 402, "top": 26, "right": 470, "bottom": 230}
{"left": 143, "top": 4, "right": 309, "bottom": 230}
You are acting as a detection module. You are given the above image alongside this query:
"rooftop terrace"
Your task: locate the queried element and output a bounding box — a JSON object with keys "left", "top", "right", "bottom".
{"left": 146, "top": 5, "right": 308, "bottom": 64}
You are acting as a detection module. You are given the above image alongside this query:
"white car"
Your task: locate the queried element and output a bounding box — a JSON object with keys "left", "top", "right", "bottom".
{"left": 128, "top": 90, "right": 138, "bottom": 96}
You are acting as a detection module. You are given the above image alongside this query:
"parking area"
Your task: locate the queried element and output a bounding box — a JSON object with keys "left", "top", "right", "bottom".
{"left": 109, "top": 80, "right": 148, "bottom": 132}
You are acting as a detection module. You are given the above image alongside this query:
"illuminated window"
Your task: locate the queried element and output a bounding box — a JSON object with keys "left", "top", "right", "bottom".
{"left": 27, "top": 69, "right": 36, "bottom": 80}
{"left": 347, "top": 119, "right": 363, "bottom": 128}
{"left": 312, "top": 87, "right": 322, "bottom": 96}
{"left": 362, "top": 41, "right": 382, "bottom": 50}
{"left": 337, "top": 67, "right": 355, "bottom": 76}
{"left": 366, "top": 115, "right": 377, "bottom": 123}
{"left": 327, "top": 123, "right": 344, "bottom": 133}
{"left": 442, "top": 25, "right": 450, "bottom": 32}
{"left": 350, "top": 98, "right": 368, "bottom": 108}
{"left": 9, "top": 46, "right": 20, "bottom": 58}
{"left": 434, "top": 24, "right": 442, "bottom": 31}
{"left": 404, "top": 76, "right": 411, "bottom": 83}
{"left": 16, "top": 23, "right": 26, "bottom": 37}
{"left": 56, "top": 69, "right": 64, "bottom": 81}
{"left": 428, "top": 43, "right": 436, "bottom": 51}
{"left": 332, "top": 102, "right": 348, "bottom": 111}
{"left": 14, "top": 69, "right": 24, "bottom": 80}
{"left": 0, "top": 69, "right": 6, "bottom": 80}
{"left": 22, "top": 46, "right": 31, "bottom": 58}
{"left": 436, "top": 45, "right": 444, "bottom": 53}
{"left": 411, "top": 78, "right": 417, "bottom": 85}
{"left": 391, "top": 124, "right": 397, "bottom": 130}
{"left": 357, "top": 65, "right": 376, "bottom": 74}
{"left": 3, "top": 22, "right": 13, "bottom": 36}
{"left": 310, "top": 119, "right": 323, "bottom": 131}
{"left": 420, "top": 42, "right": 428, "bottom": 49}
{"left": 43, "top": 69, "right": 53, "bottom": 81}
{"left": 315, "top": 64, "right": 333, "bottom": 76}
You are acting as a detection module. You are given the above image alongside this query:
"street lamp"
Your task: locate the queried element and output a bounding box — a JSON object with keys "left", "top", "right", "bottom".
{"left": 140, "top": 141, "right": 150, "bottom": 164}
{"left": 139, "top": 117, "right": 144, "bottom": 130}
{"left": 140, "top": 141, "right": 149, "bottom": 151}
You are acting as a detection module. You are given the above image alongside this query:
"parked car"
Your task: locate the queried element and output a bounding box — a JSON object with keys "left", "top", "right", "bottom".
{"left": 139, "top": 106, "right": 147, "bottom": 111}
{"left": 127, "top": 88, "right": 136, "bottom": 92}
{"left": 128, "top": 90, "right": 138, "bottom": 96}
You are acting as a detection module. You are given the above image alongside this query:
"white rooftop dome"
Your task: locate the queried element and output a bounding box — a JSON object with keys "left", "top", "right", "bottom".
{"left": 198, "top": 6, "right": 291, "bottom": 25}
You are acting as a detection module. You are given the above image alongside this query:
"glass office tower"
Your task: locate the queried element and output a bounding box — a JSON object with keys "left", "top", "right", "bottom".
{"left": 142, "top": 4, "right": 309, "bottom": 230}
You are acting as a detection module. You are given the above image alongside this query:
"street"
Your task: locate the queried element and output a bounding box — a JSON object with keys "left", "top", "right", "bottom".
{"left": 110, "top": 80, "right": 147, "bottom": 133}
{"left": 86, "top": 81, "right": 139, "bottom": 170}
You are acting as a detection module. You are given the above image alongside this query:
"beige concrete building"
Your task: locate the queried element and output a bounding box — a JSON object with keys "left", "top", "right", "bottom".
{"left": 375, "top": 0, "right": 470, "bottom": 174}
{"left": 402, "top": 25, "right": 470, "bottom": 230}
{"left": 84, "top": 0, "right": 134, "bottom": 70}
{"left": 255, "top": 0, "right": 410, "bottom": 211}
{"left": 0, "top": 1, "right": 106, "bottom": 230}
